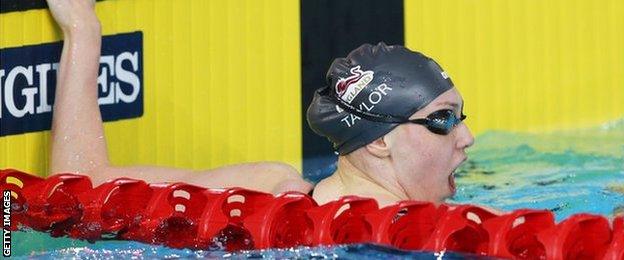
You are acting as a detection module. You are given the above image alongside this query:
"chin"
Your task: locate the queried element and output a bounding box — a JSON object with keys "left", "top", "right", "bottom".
{"left": 439, "top": 191, "right": 454, "bottom": 202}
{"left": 431, "top": 198, "right": 446, "bottom": 206}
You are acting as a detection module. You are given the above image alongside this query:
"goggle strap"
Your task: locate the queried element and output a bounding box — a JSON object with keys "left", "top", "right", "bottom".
{"left": 406, "top": 118, "right": 430, "bottom": 125}
{"left": 328, "top": 92, "right": 408, "bottom": 124}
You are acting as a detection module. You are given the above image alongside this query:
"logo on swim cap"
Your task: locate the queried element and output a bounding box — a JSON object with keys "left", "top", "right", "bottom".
{"left": 335, "top": 66, "right": 374, "bottom": 104}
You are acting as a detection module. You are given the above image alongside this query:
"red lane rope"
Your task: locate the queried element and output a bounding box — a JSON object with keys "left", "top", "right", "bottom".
{"left": 1, "top": 169, "right": 622, "bottom": 259}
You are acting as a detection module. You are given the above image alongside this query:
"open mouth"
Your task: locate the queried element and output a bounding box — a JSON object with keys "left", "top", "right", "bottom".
{"left": 448, "top": 171, "right": 456, "bottom": 194}
{"left": 448, "top": 158, "right": 466, "bottom": 195}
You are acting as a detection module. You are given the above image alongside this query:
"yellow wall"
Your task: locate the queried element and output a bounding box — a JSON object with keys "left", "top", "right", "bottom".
{"left": 405, "top": 0, "right": 624, "bottom": 135}
{"left": 4, "top": 0, "right": 623, "bottom": 177}
{"left": 0, "top": 0, "right": 302, "bottom": 177}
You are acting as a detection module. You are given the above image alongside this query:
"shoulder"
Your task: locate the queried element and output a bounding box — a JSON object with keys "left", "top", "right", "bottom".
{"left": 311, "top": 175, "right": 344, "bottom": 205}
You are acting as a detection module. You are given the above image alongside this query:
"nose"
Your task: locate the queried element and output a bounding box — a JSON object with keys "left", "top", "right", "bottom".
{"left": 455, "top": 123, "right": 474, "bottom": 149}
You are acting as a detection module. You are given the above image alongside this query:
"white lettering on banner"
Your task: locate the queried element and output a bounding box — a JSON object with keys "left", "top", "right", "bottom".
{"left": 0, "top": 52, "right": 141, "bottom": 119}
{"left": 35, "top": 63, "right": 53, "bottom": 113}
{"left": 4, "top": 66, "right": 36, "bottom": 118}
{"left": 98, "top": 55, "right": 116, "bottom": 105}
{"left": 115, "top": 52, "right": 140, "bottom": 103}
{"left": 340, "top": 84, "right": 394, "bottom": 128}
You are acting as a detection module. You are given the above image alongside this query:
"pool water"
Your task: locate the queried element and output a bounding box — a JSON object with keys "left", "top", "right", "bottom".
{"left": 13, "top": 233, "right": 493, "bottom": 259}
{"left": 451, "top": 119, "right": 624, "bottom": 222}
{"left": 12, "top": 119, "right": 624, "bottom": 258}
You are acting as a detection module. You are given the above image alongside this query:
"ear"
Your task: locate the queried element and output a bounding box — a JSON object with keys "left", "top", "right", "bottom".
{"left": 365, "top": 135, "right": 392, "bottom": 158}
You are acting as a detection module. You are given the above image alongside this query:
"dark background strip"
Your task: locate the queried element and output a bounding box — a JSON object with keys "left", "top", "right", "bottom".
{"left": 300, "top": 0, "right": 404, "bottom": 182}
{"left": 0, "top": 0, "right": 106, "bottom": 14}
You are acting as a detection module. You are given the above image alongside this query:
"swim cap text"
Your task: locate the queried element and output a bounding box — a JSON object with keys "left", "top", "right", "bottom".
{"left": 339, "top": 83, "right": 393, "bottom": 127}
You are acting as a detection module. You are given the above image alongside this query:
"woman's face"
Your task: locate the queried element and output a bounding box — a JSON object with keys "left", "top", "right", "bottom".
{"left": 386, "top": 88, "right": 474, "bottom": 203}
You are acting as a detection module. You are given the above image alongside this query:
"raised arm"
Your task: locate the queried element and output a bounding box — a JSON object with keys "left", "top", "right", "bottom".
{"left": 46, "top": 0, "right": 312, "bottom": 194}
{"left": 48, "top": 0, "right": 107, "bottom": 175}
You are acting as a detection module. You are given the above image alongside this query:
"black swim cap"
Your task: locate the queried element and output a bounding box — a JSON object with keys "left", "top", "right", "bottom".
{"left": 306, "top": 43, "right": 454, "bottom": 154}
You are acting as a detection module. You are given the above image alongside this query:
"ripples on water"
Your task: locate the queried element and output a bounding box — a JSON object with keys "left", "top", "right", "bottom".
{"left": 451, "top": 119, "right": 624, "bottom": 221}
{"left": 13, "top": 232, "right": 493, "bottom": 259}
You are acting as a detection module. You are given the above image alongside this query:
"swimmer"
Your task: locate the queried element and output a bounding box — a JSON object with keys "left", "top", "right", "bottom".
{"left": 307, "top": 43, "right": 477, "bottom": 207}
{"left": 45, "top": 0, "right": 312, "bottom": 194}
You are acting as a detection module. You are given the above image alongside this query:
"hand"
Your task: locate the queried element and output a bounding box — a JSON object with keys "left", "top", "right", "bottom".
{"left": 46, "top": 0, "right": 100, "bottom": 33}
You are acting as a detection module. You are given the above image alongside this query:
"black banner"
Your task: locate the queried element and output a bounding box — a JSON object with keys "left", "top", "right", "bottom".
{"left": 300, "top": 0, "right": 404, "bottom": 182}
{"left": 0, "top": 31, "right": 144, "bottom": 137}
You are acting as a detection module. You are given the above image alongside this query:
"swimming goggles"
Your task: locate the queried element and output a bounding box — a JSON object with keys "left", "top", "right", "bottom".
{"left": 405, "top": 109, "right": 466, "bottom": 135}
{"left": 329, "top": 92, "right": 466, "bottom": 135}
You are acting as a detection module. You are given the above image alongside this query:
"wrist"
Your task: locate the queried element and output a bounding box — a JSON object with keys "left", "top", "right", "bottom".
{"left": 62, "top": 20, "right": 102, "bottom": 40}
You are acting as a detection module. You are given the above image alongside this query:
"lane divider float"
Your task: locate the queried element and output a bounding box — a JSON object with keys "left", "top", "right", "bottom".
{"left": 1, "top": 169, "right": 622, "bottom": 259}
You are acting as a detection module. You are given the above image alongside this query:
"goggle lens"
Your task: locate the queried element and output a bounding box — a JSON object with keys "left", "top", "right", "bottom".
{"left": 416, "top": 109, "right": 466, "bottom": 135}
